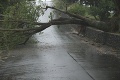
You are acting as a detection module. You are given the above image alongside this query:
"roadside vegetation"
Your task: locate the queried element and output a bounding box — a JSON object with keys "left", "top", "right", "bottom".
{"left": 0, "top": 0, "right": 44, "bottom": 50}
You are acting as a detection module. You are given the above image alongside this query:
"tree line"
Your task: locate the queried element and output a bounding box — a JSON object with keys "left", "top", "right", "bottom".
{"left": 53, "top": 0, "right": 120, "bottom": 32}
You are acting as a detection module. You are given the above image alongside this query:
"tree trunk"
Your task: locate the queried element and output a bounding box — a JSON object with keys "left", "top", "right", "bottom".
{"left": 112, "top": 0, "right": 120, "bottom": 32}
{"left": 46, "top": 6, "right": 111, "bottom": 32}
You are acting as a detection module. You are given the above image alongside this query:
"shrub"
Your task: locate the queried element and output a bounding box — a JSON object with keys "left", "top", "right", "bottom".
{"left": 67, "top": 3, "right": 86, "bottom": 16}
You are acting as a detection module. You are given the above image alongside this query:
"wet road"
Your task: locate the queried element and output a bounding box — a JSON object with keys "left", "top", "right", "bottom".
{"left": 0, "top": 1, "right": 120, "bottom": 80}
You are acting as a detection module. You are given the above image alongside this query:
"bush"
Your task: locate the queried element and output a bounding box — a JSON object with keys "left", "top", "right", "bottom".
{"left": 67, "top": 3, "right": 86, "bottom": 16}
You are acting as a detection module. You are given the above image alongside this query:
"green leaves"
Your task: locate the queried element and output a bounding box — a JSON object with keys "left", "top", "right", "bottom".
{"left": 68, "top": 3, "right": 87, "bottom": 16}
{"left": 0, "top": 0, "right": 45, "bottom": 50}
{"left": 89, "top": 0, "right": 115, "bottom": 21}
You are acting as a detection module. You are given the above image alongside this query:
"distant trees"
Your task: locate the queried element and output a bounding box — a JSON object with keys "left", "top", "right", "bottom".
{"left": 88, "top": 0, "right": 114, "bottom": 21}
{"left": 53, "top": 0, "right": 120, "bottom": 32}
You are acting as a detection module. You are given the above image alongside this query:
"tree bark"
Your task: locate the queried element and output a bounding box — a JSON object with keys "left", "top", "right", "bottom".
{"left": 45, "top": 6, "right": 112, "bottom": 32}
{"left": 112, "top": 0, "right": 120, "bottom": 32}
{"left": 0, "top": 18, "right": 86, "bottom": 32}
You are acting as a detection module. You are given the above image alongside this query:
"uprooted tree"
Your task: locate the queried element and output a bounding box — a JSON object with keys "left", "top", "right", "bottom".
{"left": 0, "top": 0, "right": 120, "bottom": 50}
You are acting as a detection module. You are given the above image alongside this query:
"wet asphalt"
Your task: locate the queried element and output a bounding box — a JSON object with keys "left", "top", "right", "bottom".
{"left": 0, "top": 1, "right": 120, "bottom": 80}
{"left": 0, "top": 25, "right": 120, "bottom": 80}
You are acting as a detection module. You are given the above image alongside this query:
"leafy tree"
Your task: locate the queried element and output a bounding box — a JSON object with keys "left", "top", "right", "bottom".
{"left": 89, "top": 0, "right": 114, "bottom": 21}
{"left": 0, "top": 0, "right": 43, "bottom": 49}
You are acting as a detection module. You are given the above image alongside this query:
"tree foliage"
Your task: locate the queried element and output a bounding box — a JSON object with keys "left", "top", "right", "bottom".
{"left": 88, "top": 0, "right": 114, "bottom": 21}
{"left": 68, "top": 3, "right": 87, "bottom": 16}
{"left": 0, "top": 0, "right": 44, "bottom": 50}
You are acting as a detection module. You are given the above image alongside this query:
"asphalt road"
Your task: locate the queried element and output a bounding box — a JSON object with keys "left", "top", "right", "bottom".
{"left": 0, "top": 25, "right": 120, "bottom": 80}
{"left": 0, "top": 1, "right": 120, "bottom": 80}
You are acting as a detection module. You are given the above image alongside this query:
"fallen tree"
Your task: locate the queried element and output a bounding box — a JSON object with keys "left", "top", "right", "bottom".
{"left": 45, "top": 6, "right": 111, "bottom": 31}
{"left": 0, "top": 5, "right": 113, "bottom": 32}
{"left": 0, "top": 5, "right": 119, "bottom": 49}
{"left": 0, "top": 17, "right": 86, "bottom": 48}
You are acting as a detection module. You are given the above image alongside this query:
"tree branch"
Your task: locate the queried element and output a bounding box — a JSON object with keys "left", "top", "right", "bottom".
{"left": 0, "top": 18, "right": 86, "bottom": 32}
{"left": 45, "top": 6, "right": 112, "bottom": 31}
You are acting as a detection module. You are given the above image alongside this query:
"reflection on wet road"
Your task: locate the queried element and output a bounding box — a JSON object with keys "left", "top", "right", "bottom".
{"left": 0, "top": 1, "right": 120, "bottom": 80}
